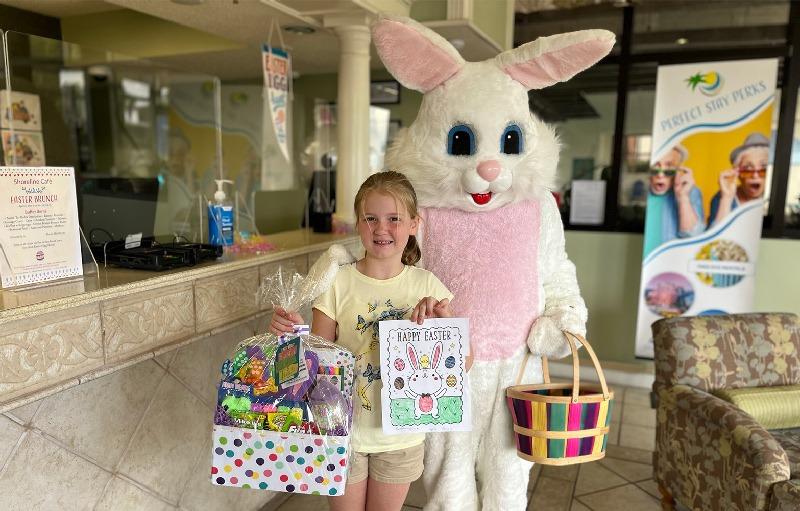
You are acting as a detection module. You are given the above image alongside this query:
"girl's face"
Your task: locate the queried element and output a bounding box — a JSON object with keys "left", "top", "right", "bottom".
{"left": 357, "top": 191, "right": 418, "bottom": 263}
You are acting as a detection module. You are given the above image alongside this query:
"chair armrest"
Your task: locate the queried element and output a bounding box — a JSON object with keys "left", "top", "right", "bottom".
{"left": 769, "top": 480, "right": 800, "bottom": 511}
{"left": 655, "top": 385, "right": 791, "bottom": 511}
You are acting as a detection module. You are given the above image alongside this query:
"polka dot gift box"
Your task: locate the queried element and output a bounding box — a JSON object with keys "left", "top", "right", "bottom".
{"left": 212, "top": 265, "right": 356, "bottom": 495}
{"left": 211, "top": 426, "right": 350, "bottom": 495}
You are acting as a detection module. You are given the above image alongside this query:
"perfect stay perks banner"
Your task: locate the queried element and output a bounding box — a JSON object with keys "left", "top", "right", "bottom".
{"left": 635, "top": 58, "right": 778, "bottom": 359}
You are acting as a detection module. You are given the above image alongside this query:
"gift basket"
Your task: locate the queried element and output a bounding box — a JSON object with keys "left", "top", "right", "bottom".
{"left": 506, "top": 331, "right": 614, "bottom": 466}
{"left": 211, "top": 263, "right": 355, "bottom": 495}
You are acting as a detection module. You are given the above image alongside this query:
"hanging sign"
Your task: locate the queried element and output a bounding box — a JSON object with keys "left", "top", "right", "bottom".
{"left": 635, "top": 58, "right": 778, "bottom": 358}
{"left": 262, "top": 44, "right": 291, "bottom": 163}
{"left": 0, "top": 166, "right": 83, "bottom": 288}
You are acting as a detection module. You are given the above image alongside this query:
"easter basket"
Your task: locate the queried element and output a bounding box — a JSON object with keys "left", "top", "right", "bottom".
{"left": 506, "top": 331, "right": 614, "bottom": 466}
{"left": 211, "top": 263, "right": 355, "bottom": 496}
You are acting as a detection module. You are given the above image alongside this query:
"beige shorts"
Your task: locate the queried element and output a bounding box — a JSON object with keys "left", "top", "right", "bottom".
{"left": 347, "top": 443, "right": 425, "bottom": 485}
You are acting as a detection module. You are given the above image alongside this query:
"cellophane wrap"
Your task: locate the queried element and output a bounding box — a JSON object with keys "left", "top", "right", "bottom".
{"left": 211, "top": 266, "right": 355, "bottom": 496}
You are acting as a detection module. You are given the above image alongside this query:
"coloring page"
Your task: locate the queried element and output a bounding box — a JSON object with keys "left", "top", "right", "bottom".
{"left": 379, "top": 318, "right": 471, "bottom": 434}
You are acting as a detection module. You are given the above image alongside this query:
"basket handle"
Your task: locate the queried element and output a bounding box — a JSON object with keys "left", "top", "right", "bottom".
{"left": 514, "top": 331, "right": 610, "bottom": 403}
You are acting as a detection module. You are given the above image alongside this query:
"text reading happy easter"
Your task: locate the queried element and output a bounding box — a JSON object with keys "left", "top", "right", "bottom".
{"left": 395, "top": 329, "right": 452, "bottom": 342}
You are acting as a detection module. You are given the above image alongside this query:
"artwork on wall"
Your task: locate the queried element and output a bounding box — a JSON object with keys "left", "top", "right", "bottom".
{"left": 370, "top": 80, "right": 401, "bottom": 105}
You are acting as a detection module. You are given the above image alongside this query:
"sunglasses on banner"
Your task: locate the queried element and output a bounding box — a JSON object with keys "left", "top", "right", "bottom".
{"left": 649, "top": 167, "right": 681, "bottom": 177}
{"left": 737, "top": 167, "right": 767, "bottom": 179}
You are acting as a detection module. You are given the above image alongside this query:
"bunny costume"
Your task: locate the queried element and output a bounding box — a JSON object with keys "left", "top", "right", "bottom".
{"left": 371, "top": 15, "right": 614, "bottom": 511}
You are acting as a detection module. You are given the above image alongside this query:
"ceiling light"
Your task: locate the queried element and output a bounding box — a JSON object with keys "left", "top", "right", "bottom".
{"left": 675, "top": 37, "right": 689, "bottom": 45}
{"left": 283, "top": 25, "right": 315, "bottom": 35}
{"left": 171, "top": 0, "right": 205, "bottom": 4}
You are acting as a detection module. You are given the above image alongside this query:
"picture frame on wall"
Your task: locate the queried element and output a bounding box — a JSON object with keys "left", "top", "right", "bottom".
{"left": 370, "top": 80, "right": 401, "bottom": 104}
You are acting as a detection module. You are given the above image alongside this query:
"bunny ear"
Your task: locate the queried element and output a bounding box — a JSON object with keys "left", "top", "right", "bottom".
{"left": 407, "top": 343, "right": 419, "bottom": 369}
{"left": 496, "top": 29, "right": 615, "bottom": 90}
{"left": 372, "top": 15, "right": 465, "bottom": 93}
{"left": 431, "top": 341, "right": 442, "bottom": 368}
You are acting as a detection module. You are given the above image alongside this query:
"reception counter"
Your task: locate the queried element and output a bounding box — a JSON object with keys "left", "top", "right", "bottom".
{"left": 0, "top": 230, "right": 361, "bottom": 413}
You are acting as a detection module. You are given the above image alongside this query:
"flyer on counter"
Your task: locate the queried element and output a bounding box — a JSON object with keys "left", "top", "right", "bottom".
{"left": 378, "top": 318, "right": 472, "bottom": 434}
{"left": 0, "top": 167, "right": 83, "bottom": 288}
{"left": 2, "top": 130, "right": 46, "bottom": 166}
{"left": 0, "top": 90, "right": 42, "bottom": 131}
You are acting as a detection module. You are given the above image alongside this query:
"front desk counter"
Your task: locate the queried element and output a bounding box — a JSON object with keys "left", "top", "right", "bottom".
{"left": 0, "top": 229, "right": 361, "bottom": 412}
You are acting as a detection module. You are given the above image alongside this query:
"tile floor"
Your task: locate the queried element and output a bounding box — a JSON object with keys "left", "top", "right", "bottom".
{"left": 266, "top": 385, "right": 662, "bottom": 511}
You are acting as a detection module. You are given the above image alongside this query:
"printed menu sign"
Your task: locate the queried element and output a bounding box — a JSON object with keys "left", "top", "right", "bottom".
{"left": 0, "top": 167, "right": 82, "bottom": 288}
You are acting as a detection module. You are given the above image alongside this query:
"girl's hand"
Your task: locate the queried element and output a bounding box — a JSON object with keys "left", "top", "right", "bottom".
{"left": 269, "top": 307, "right": 304, "bottom": 335}
{"left": 465, "top": 354, "right": 474, "bottom": 372}
{"left": 410, "top": 297, "right": 452, "bottom": 324}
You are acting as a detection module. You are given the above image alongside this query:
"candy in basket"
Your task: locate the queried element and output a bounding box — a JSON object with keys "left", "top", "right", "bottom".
{"left": 211, "top": 260, "right": 356, "bottom": 496}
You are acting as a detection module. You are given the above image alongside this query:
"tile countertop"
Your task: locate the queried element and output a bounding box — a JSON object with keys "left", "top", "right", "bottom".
{"left": 0, "top": 229, "right": 361, "bottom": 412}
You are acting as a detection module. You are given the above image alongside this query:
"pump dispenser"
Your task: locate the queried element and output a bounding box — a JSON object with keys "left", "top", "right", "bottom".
{"left": 209, "top": 179, "right": 235, "bottom": 246}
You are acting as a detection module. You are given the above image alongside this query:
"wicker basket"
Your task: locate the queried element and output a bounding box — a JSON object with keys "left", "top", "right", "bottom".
{"left": 506, "top": 331, "right": 614, "bottom": 465}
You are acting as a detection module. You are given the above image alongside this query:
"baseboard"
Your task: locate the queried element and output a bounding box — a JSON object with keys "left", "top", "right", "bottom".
{"left": 548, "top": 358, "right": 655, "bottom": 389}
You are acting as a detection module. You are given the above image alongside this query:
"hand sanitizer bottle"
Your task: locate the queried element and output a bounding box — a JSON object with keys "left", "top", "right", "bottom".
{"left": 208, "top": 179, "right": 235, "bottom": 246}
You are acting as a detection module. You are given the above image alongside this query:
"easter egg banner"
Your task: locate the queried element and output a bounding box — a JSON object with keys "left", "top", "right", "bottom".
{"left": 379, "top": 318, "right": 472, "bottom": 434}
{"left": 634, "top": 58, "right": 778, "bottom": 359}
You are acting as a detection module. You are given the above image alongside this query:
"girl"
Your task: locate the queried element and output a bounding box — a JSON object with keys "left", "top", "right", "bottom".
{"left": 270, "top": 171, "right": 455, "bottom": 511}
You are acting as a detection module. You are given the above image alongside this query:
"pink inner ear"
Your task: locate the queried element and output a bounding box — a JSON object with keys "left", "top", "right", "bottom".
{"left": 504, "top": 39, "right": 612, "bottom": 89}
{"left": 432, "top": 343, "right": 442, "bottom": 367}
{"left": 373, "top": 20, "right": 462, "bottom": 93}
{"left": 407, "top": 344, "right": 418, "bottom": 368}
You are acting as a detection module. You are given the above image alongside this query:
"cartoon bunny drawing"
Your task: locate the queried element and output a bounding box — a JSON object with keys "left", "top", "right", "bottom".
{"left": 404, "top": 341, "right": 445, "bottom": 419}
{"left": 371, "top": 14, "right": 613, "bottom": 511}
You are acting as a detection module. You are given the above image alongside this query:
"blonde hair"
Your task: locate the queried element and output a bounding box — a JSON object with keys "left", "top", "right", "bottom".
{"left": 354, "top": 171, "right": 421, "bottom": 266}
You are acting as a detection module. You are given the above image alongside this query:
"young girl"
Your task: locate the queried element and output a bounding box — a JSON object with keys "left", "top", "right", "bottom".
{"left": 270, "top": 171, "right": 454, "bottom": 511}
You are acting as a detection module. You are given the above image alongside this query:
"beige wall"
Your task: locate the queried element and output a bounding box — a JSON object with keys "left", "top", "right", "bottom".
{"left": 0, "top": 318, "right": 278, "bottom": 511}
{"left": 568, "top": 231, "right": 800, "bottom": 365}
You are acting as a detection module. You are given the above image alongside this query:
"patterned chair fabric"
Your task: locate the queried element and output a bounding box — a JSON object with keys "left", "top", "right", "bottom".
{"left": 653, "top": 313, "right": 800, "bottom": 396}
{"left": 769, "top": 480, "right": 800, "bottom": 511}
{"left": 653, "top": 313, "right": 800, "bottom": 511}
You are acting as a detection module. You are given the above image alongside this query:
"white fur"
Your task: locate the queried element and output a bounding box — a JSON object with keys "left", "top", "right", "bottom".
{"left": 385, "top": 61, "right": 559, "bottom": 212}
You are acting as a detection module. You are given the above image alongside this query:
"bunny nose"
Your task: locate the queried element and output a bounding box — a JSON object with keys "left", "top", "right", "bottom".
{"left": 477, "top": 160, "right": 501, "bottom": 182}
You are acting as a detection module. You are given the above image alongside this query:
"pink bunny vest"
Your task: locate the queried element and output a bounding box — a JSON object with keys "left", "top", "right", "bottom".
{"left": 421, "top": 200, "right": 542, "bottom": 361}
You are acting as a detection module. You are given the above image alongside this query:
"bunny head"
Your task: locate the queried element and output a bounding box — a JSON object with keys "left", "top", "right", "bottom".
{"left": 407, "top": 341, "right": 444, "bottom": 394}
{"left": 374, "top": 15, "right": 615, "bottom": 212}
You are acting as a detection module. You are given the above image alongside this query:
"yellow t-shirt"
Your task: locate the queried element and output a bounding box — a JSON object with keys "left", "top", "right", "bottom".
{"left": 313, "top": 263, "right": 452, "bottom": 453}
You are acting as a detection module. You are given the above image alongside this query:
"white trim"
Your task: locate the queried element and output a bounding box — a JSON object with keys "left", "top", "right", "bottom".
{"left": 548, "top": 361, "right": 655, "bottom": 390}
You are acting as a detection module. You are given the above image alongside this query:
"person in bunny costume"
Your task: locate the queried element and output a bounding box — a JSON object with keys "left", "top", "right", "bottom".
{"left": 371, "top": 15, "right": 614, "bottom": 511}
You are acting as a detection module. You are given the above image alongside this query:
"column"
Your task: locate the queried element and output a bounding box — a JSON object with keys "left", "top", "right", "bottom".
{"left": 325, "top": 14, "right": 372, "bottom": 225}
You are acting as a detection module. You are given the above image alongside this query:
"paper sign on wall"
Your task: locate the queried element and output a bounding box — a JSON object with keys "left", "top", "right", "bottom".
{"left": 379, "top": 318, "right": 471, "bottom": 434}
{"left": 0, "top": 167, "right": 83, "bottom": 288}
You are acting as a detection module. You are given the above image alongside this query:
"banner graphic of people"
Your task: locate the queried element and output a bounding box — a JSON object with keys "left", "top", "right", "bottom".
{"left": 634, "top": 58, "right": 778, "bottom": 359}
{"left": 262, "top": 44, "right": 291, "bottom": 163}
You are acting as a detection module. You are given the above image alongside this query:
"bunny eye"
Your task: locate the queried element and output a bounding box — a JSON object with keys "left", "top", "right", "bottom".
{"left": 501, "top": 125, "right": 523, "bottom": 155}
{"left": 447, "top": 124, "right": 476, "bottom": 156}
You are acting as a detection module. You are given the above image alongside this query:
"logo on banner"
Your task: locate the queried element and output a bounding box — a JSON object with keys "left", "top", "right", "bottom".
{"left": 262, "top": 45, "right": 291, "bottom": 163}
{"left": 685, "top": 71, "right": 724, "bottom": 96}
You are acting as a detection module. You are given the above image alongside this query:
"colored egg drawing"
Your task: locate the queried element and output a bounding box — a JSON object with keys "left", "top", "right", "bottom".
{"left": 446, "top": 374, "right": 457, "bottom": 387}
{"left": 444, "top": 356, "right": 456, "bottom": 369}
{"left": 394, "top": 377, "right": 404, "bottom": 390}
{"left": 394, "top": 358, "right": 405, "bottom": 371}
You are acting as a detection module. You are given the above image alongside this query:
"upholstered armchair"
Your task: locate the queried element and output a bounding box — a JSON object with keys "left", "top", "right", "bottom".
{"left": 652, "top": 313, "right": 800, "bottom": 511}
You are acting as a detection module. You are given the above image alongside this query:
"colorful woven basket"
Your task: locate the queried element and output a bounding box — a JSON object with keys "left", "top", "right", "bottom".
{"left": 506, "top": 331, "right": 614, "bottom": 465}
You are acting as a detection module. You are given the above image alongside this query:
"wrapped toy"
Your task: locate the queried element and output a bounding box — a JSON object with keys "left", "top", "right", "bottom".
{"left": 211, "top": 255, "right": 355, "bottom": 496}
